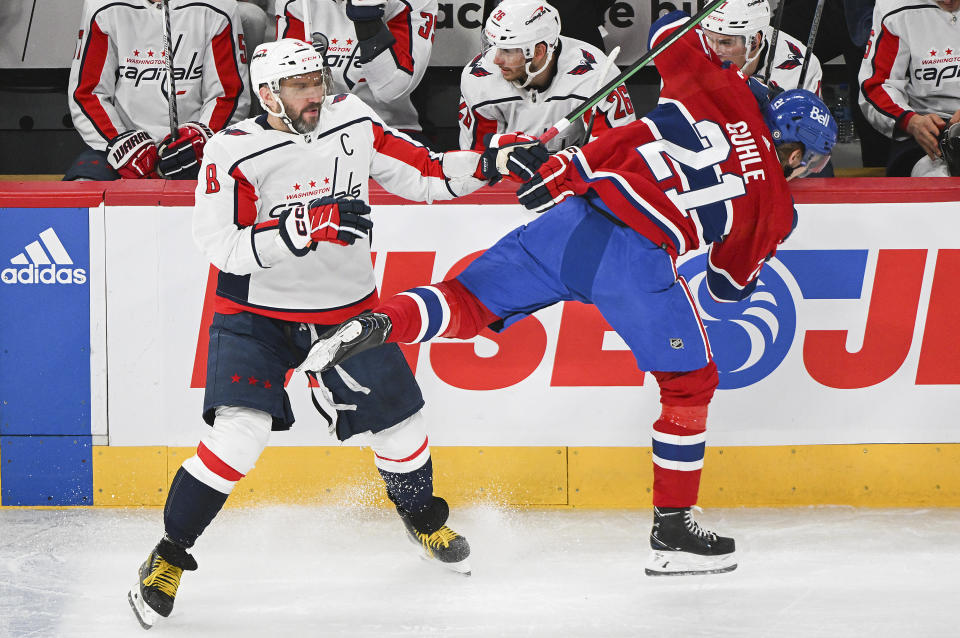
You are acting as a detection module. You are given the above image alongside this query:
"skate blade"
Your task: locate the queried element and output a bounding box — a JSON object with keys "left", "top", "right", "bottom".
{"left": 417, "top": 552, "right": 472, "bottom": 576}
{"left": 644, "top": 549, "right": 737, "bottom": 577}
{"left": 128, "top": 585, "right": 158, "bottom": 630}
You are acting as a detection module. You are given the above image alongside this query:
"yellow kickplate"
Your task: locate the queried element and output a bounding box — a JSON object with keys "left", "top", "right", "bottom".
{"left": 82, "top": 444, "right": 960, "bottom": 508}
{"left": 570, "top": 444, "right": 960, "bottom": 508}
{"left": 92, "top": 446, "right": 167, "bottom": 506}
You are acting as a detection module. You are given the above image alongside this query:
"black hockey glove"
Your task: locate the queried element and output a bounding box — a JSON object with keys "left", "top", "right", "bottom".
{"left": 277, "top": 204, "right": 314, "bottom": 257}
{"left": 516, "top": 149, "right": 577, "bottom": 214}
{"left": 346, "top": 0, "right": 385, "bottom": 22}
{"left": 938, "top": 122, "right": 960, "bottom": 176}
{"left": 157, "top": 121, "right": 213, "bottom": 180}
{"left": 479, "top": 132, "right": 548, "bottom": 185}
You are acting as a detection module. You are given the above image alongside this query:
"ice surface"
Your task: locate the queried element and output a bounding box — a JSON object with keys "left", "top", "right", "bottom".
{"left": 0, "top": 506, "right": 957, "bottom": 637}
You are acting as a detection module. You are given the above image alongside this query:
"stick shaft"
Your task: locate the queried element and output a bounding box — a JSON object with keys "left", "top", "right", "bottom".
{"left": 302, "top": 0, "right": 312, "bottom": 44}
{"left": 161, "top": 0, "right": 178, "bottom": 138}
{"left": 798, "top": 0, "right": 826, "bottom": 89}
{"left": 763, "top": 0, "right": 787, "bottom": 82}
{"left": 580, "top": 46, "right": 621, "bottom": 146}
{"left": 541, "top": 0, "right": 726, "bottom": 144}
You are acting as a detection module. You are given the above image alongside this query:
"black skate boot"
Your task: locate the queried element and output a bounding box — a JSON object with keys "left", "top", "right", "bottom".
{"left": 398, "top": 496, "right": 471, "bottom": 575}
{"left": 645, "top": 506, "right": 736, "bottom": 576}
{"left": 299, "top": 311, "right": 392, "bottom": 373}
{"left": 128, "top": 536, "right": 198, "bottom": 629}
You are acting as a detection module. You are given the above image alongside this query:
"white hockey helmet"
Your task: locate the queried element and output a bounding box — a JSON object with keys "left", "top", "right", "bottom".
{"left": 250, "top": 39, "right": 330, "bottom": 140}
{"left": 701, "top": 0, "right": 771, "bottom": 39}
{"left": 482, "top": 0, "right": 561, "bottom": 87}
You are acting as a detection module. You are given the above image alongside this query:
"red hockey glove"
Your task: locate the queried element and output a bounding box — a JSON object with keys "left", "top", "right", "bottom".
{"left": 158, "top": 121, "right": 214, "bottom": 179}
{"left": 516, "top": 148, "right": 577, "bottom": 213}
{"left": 307, "top": 197, "right": 373, "bottom": 246}
{"left": 478, "top": 132, "right": 548, "bottom": 185}
{"left": 106, "top": 129, "right": 159, "bottom": 179}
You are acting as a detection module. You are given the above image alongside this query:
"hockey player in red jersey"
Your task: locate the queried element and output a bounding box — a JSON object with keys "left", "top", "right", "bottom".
{"left": 128, "top": 38, "right": 493, "bottom": 629}
{"left": 298, "top": 11, "right": 838, "bottom": 577}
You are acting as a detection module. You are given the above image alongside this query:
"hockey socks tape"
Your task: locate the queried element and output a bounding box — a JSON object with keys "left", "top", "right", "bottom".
{"left": 183, "top": 407, "right": 272, "bottom": 494}
{"left": 651, "top": 406, "right": 708, "bottom": 507}
{"left": 396, "top": 286, "right": 451, "bottom": 343}
{"left": 369, "top": 412, "right": 431, "bottom": 474}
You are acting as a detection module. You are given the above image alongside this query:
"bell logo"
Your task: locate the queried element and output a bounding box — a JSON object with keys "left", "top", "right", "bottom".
{"left": 809, "top": 105, "right": 830, "bottom": 126}
{"left": 1, "top": 227, "right": 87, "bottom": 285}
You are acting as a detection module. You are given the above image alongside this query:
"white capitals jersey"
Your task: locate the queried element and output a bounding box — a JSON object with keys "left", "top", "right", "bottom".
{"left": 276, "top": 0, "right": 437, "bottom": 132}
{"left": 755, "top": 28, "right": 823, "bottom": 96}
{"left": 69, "top": 0, "right": 250, "bottom": 150}
{"left": 193, "top": 93, "right": 483, "bottom": 323}
{"left": 859, "top": 0, "right": 960, "bottom": 138}
{"left": 458, "top": 36, "right": 636, "bottom": 152}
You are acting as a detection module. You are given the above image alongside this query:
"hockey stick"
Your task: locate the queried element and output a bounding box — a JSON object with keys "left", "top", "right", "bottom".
{"left": 540, "top": 0, "right": 726, "bottom": 144}
{"left": 762, "top": 0, "right": 787, "bottom": 83}
{"left": 579, "top": 46, "right": 621, "bottom": 146}
{"left": 161, "top": 0, "right": 179, "bottom": 139}
{"left": 797, "top": 0, "right": 826, "bottom": 90}
{"left": 302, "top": 0, "right": 312, "bottom": 46}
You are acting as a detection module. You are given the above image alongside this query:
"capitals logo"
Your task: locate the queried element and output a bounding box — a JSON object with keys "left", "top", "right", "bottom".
{"left": 468, "top": 54, "right": 491, "bottom": 77}
{"left": 569, "top": 49, "right": 598, "bottom": 76}
{"left": 776, "top": 41, "right": 804, "bottom": 71}
{"left": 680, "top": 254, "right": 795, "bottom": 389}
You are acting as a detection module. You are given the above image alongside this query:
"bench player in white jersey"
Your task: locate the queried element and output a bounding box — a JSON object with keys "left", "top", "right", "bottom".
{"left": 276, "top": 0, "right": 436, "bottom": 141}
{"left": 127, "top": 38, "right": 492, "bottom": 630}
{"left": 66, "top": 0, "right": 250, "bottom": 181}
{"left": 458, "top": 0, "right": 636, "bottom": 153}
{"left": 700, "top": 0, "right": 823, "bottom": 97}
{"left": 860, "top": 0, "right": 960, "bottom": 176}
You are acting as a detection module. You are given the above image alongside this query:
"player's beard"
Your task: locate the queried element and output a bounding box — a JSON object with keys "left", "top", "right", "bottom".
{"left": 290, "top": 102, "right": 323, "bottom": 135}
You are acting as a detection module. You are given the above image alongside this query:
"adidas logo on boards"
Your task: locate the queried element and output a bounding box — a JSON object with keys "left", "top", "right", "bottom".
{"left": 1, "top": 227, "right": 87, "bottom": 285}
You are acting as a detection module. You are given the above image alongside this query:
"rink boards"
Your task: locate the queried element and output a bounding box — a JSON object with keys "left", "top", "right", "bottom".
{"left": 0, "top": 180, "right": 958, "bottom": 507}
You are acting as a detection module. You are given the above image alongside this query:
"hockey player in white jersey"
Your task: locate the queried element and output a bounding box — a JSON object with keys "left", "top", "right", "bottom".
{"left": 128, "top": 38, "right": 492, "bottom": 630}
{"left": 458, "top": 0, "right": 636, "bottom": 152}
{"left": 700, "top": 0, "right": 823, "bottom": 96}
{"left": 66, "top": 0, "right": 250, "bottom": 181}
{"left": 276, "top": 0, "right": 436, "bottom": 140}
{"left": 860, "top": 0, "right": 960, "bottom": 176}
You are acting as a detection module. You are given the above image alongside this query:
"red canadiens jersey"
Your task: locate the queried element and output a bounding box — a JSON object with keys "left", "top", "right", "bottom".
{"left": 553, "top": 12, "right": 796, "bottom": 303}
{"left": 69, "top": 0, "right": 249, "bottom": 150}
{"left": 193, "top": 94, "right": 483, "bottom": 323}
{"left": 276, "top": 0, "right": 436, "bottom": 131}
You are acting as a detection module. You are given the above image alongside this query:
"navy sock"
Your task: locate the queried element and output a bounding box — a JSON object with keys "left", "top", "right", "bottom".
{"left": 163, "top": 466, "right": 229, "bottom": 548}
{"left": 378, "top": 457, "right": 434, "bottom": 514}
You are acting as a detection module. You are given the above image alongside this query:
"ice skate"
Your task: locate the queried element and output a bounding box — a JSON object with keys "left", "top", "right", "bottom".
{"left": 128, "top": 536, "right": 198, "bottom": 629}
{"left": 645, "top": 506, "right": 736, "bottom": 576}
{"left": 299, "top": 311, "right": 392, "bottom": 373}
{"left": 398, "top": 497, "right": 471, "bottom": 575}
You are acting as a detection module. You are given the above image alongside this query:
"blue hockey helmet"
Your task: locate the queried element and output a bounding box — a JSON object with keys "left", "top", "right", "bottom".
{"left": 765, "top": 89, "right": 838, "bottom": 178}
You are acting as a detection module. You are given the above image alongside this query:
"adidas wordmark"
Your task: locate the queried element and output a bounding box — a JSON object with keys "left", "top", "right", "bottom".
{"left": 1, "top": 227, "right": 87, "bottom": 285}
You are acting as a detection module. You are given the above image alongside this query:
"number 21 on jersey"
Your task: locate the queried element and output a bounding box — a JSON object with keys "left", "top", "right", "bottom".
{"left": 635, "top": 103, "right": 745, "bottom": 219}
